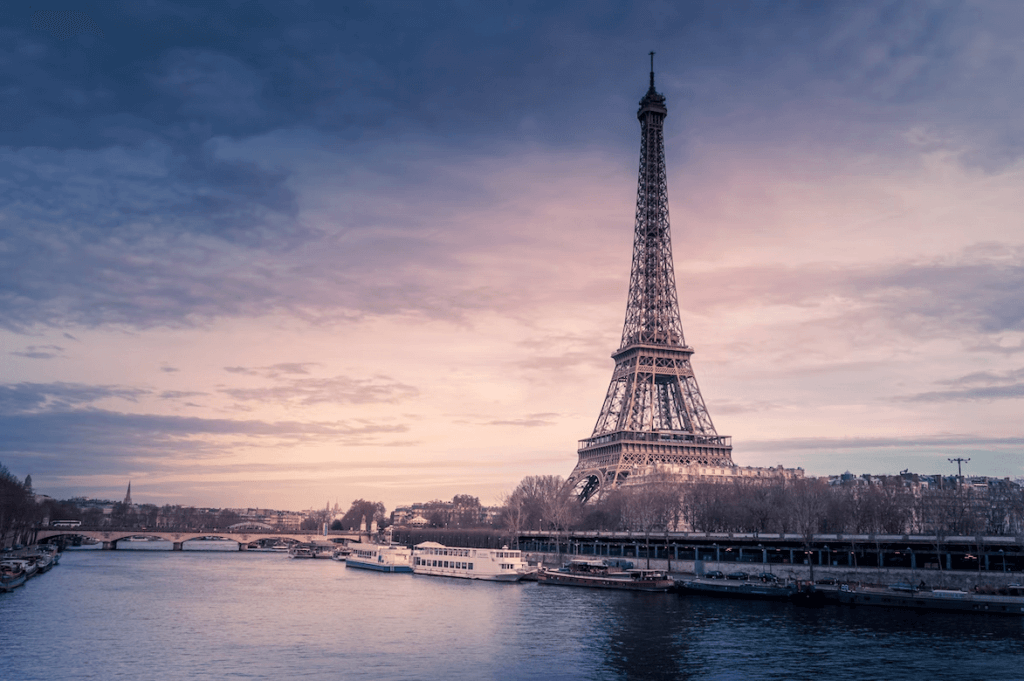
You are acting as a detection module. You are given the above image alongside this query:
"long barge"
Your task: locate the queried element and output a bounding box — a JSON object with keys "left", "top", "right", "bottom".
{"left": 836, "top": 584, "right": 1024, "bottom": 616}
{"left": 679, "top": 577, "right": 796, "bottom": 601}
{"left": 537, "top": 560, "right": 675, "bottom": 592}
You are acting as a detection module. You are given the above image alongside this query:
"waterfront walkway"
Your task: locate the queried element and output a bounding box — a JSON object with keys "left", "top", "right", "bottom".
{"left": 518, "top": 530, "right": 1023, "bottom": 583}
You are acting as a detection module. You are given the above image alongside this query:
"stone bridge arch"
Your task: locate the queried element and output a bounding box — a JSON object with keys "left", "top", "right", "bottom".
{"left": 34, "top": 529, "right": 364, "bottom": 551}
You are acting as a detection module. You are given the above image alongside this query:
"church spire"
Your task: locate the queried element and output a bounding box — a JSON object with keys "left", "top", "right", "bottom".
{"left": 124, "top": 481, "right": 133, "bottom": 507}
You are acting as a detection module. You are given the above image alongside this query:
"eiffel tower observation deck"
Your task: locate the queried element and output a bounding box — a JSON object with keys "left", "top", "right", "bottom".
{"left": 568, "top": 56, "right": 733, "bottom": 501}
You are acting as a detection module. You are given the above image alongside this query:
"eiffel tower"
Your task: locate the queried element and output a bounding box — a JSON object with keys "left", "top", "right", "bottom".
{"left": 567, "top": 55, "right": 733, "bottom": 502}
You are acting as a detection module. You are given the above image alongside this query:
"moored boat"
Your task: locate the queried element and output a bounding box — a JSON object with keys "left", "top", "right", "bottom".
{"left": 412, "top": 542, "right": 534, "bottom": 582}
{"left": 537, "top": 559, "right": 674, "bottom": 592}
{"left": 28, "top": 553, "right": 53, "bottom": 574}
{"left": 679, "top": 576, "right": 795, "bottom": 601}
{"left": 345, "top": 541, "right": 413, "bottom": 573}
{"left": 0, "top": 559, "right": 37, "bottom": 580}
{"left": 288, "top": 544, "right": 316, "bottom": 559}
{"left": 0, "top": 567, "right": 27, "bottom": 593}
{"left": 836, "top": 583, "right": 1024, "bottom": 616}
{"left": 36, "top": 544, "right": 60, "bottom": 565}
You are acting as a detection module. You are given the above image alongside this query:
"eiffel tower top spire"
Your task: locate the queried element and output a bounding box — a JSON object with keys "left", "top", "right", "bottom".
{"left": 621, "top": 51, "right": 681, "bottom": 350}
{"left": 641, "top": 51, "right": 665, "bottom": 112}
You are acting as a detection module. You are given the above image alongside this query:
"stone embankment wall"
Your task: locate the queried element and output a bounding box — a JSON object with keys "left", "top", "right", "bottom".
{"left": 524, "top": 553, "right": 1020, "bottom": 591}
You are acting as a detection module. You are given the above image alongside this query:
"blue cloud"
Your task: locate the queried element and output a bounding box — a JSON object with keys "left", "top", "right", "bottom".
{"left": 2, "top": 0, "right": 1023, "bottom": 335}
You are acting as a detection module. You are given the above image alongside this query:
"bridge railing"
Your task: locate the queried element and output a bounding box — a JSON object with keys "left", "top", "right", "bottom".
{"left": 35, "top": 526, "right": 358, "bottom": 535}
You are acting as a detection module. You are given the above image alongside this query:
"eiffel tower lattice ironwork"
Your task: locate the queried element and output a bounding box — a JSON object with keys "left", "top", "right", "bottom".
{"left": 567, "top": 56, "right": 733, "bottom": 502}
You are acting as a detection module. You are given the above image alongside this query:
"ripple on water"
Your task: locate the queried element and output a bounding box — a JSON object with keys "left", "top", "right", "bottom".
{"left": 2, "top": 551, "right": 1024, "bottom": 680}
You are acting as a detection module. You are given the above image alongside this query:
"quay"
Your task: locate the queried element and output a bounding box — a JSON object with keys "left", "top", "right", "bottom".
{"left": 519, "top": 530, "right": 1024, "bottom": 591}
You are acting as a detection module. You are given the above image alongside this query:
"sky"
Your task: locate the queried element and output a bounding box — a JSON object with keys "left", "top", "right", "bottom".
{"left": 2, "top": 1, "right": 1023, "bottom": 512}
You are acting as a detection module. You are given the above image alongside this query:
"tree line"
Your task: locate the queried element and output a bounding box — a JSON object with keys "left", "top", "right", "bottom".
{"left": 8, "top": 458, "right": 1022, "bottom": 547}
{"left": 500, "top": 474, "right": 1024, "bottom": 538}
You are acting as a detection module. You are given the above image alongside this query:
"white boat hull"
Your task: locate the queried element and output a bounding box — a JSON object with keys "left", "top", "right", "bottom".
{"left": 412, "top": 543, "right": 531, "bottom": 582}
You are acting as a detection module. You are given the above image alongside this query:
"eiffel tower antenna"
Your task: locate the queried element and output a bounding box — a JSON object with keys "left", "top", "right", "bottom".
{"left": 567, "top": 58, "right": 733, "bottom": 502}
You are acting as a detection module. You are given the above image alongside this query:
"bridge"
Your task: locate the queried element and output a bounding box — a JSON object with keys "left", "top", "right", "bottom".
{"left": 35, "top": 528, "right": 366, "bottom": 551}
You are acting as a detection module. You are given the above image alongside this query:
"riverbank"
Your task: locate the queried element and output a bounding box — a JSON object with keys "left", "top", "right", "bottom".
{"left": 524, "top": 552, "right": 1022, "bottom": 591}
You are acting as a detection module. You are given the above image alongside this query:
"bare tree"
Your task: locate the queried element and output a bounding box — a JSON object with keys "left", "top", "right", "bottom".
{"left": 789, "top": 478, "right": 829, "bottom": 581}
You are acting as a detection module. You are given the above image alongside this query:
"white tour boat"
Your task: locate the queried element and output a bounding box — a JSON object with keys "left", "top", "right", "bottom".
{"left": 412, "top": 542, "right": 534, "bottom": 582}
{"left": 345, "top": 541, "right": 413, "bottom": 573}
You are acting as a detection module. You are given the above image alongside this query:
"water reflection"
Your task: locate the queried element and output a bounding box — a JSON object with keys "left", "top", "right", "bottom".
{"left": 601, "top": 592, "right": 692, "bottom": 680}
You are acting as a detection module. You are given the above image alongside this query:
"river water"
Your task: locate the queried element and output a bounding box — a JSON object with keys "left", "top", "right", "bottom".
{"left": 3, "top": 545, "right": 1024, "bottom": 680}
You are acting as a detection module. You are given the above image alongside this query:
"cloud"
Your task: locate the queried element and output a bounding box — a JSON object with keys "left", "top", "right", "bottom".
{"left": 0, "top": 139, "right": 305, "bottom": 331}
{"left": 158, "top": 390, "right": 207, "bottom": 400}
{"left": 899, "top": 363, "right": 1024, "bottom": 402}
{"left": 31, "top": 11, "right": 105, "bottom": 41}
{"left": 682, "top": 243, "right": 1024, "bottom": 340}
{"left": 739, "top": 433, "right": 1024, "bottom": 478}
{"left": 0, "top": 408, "right": 413, "bottom": 478}
{"left": 220, "top": 374, "right": 418, "bottom": 406}
{"left": 0, "top": 382, "right": 148, "bottom": 414}
{"left": 901, "top": 384, "right": 1024, "bottom": 403}
{"left": 714, "top": 398, "right": 788, "bottom": 416}
{"left": 152, "top": 49, "right": 266, "bottom": 122}
{"left": 10, "top": 344, "right": 65, "bottom": 359}
{"left": 937, "top": 367, "right": 1024, "bottom": 387}
{"left": 483, "top": 413, "right": 559, "bottom": 428}
{"left": 225, "top": 363, "right": 317, "bottom": 378}
{"left": 745, "top": 434, "right": 1024, "bottom": 452}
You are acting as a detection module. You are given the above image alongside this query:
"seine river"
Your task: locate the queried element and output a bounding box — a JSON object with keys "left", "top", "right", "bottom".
{"left": 3, "top": 544, "right": 1024, "bottom": 680}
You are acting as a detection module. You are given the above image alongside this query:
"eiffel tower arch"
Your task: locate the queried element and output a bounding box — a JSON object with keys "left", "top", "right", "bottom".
{"left": 567, "top": 56, "right": 733, "bottom": 502}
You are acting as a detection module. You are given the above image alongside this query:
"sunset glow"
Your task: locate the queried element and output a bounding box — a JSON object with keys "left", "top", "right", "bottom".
{"left": 3, "top": 3, "right": 1023, "bottom": 509}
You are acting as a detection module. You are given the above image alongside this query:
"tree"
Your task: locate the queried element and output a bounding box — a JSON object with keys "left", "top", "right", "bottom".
{"left": 502, "top": 476, "right": 579, "bottom": 558}
{"left": 420, "top": 500, "right": 452, "bottom": 528}
{"left": 737, "top": 480, "right": 785, "bottom": 533}
{"left": 578, "top": 489, "right": 628, "bottom": 531}
{"left": 301, "top": 508, "right": 331, "bottom": 531}
{"left": 214, "top": 509, "right": 241, "bottom": 529}
{"left": 340, "top": 499, "right": 386, "bottom": 531}
{"left": 505, "top": 475, "right": 578, "bottom": 531}
{"left": 451, "top": 494, "right": 483, "bottom": 528}
{"left": 683, "top": 481, "right": 736, "bottom": 532}
{"left": 1, "top": 463, "right": 35, "bottom": 546}
{"left": 619, "top": 478, "right": 682, "bottom": 568}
